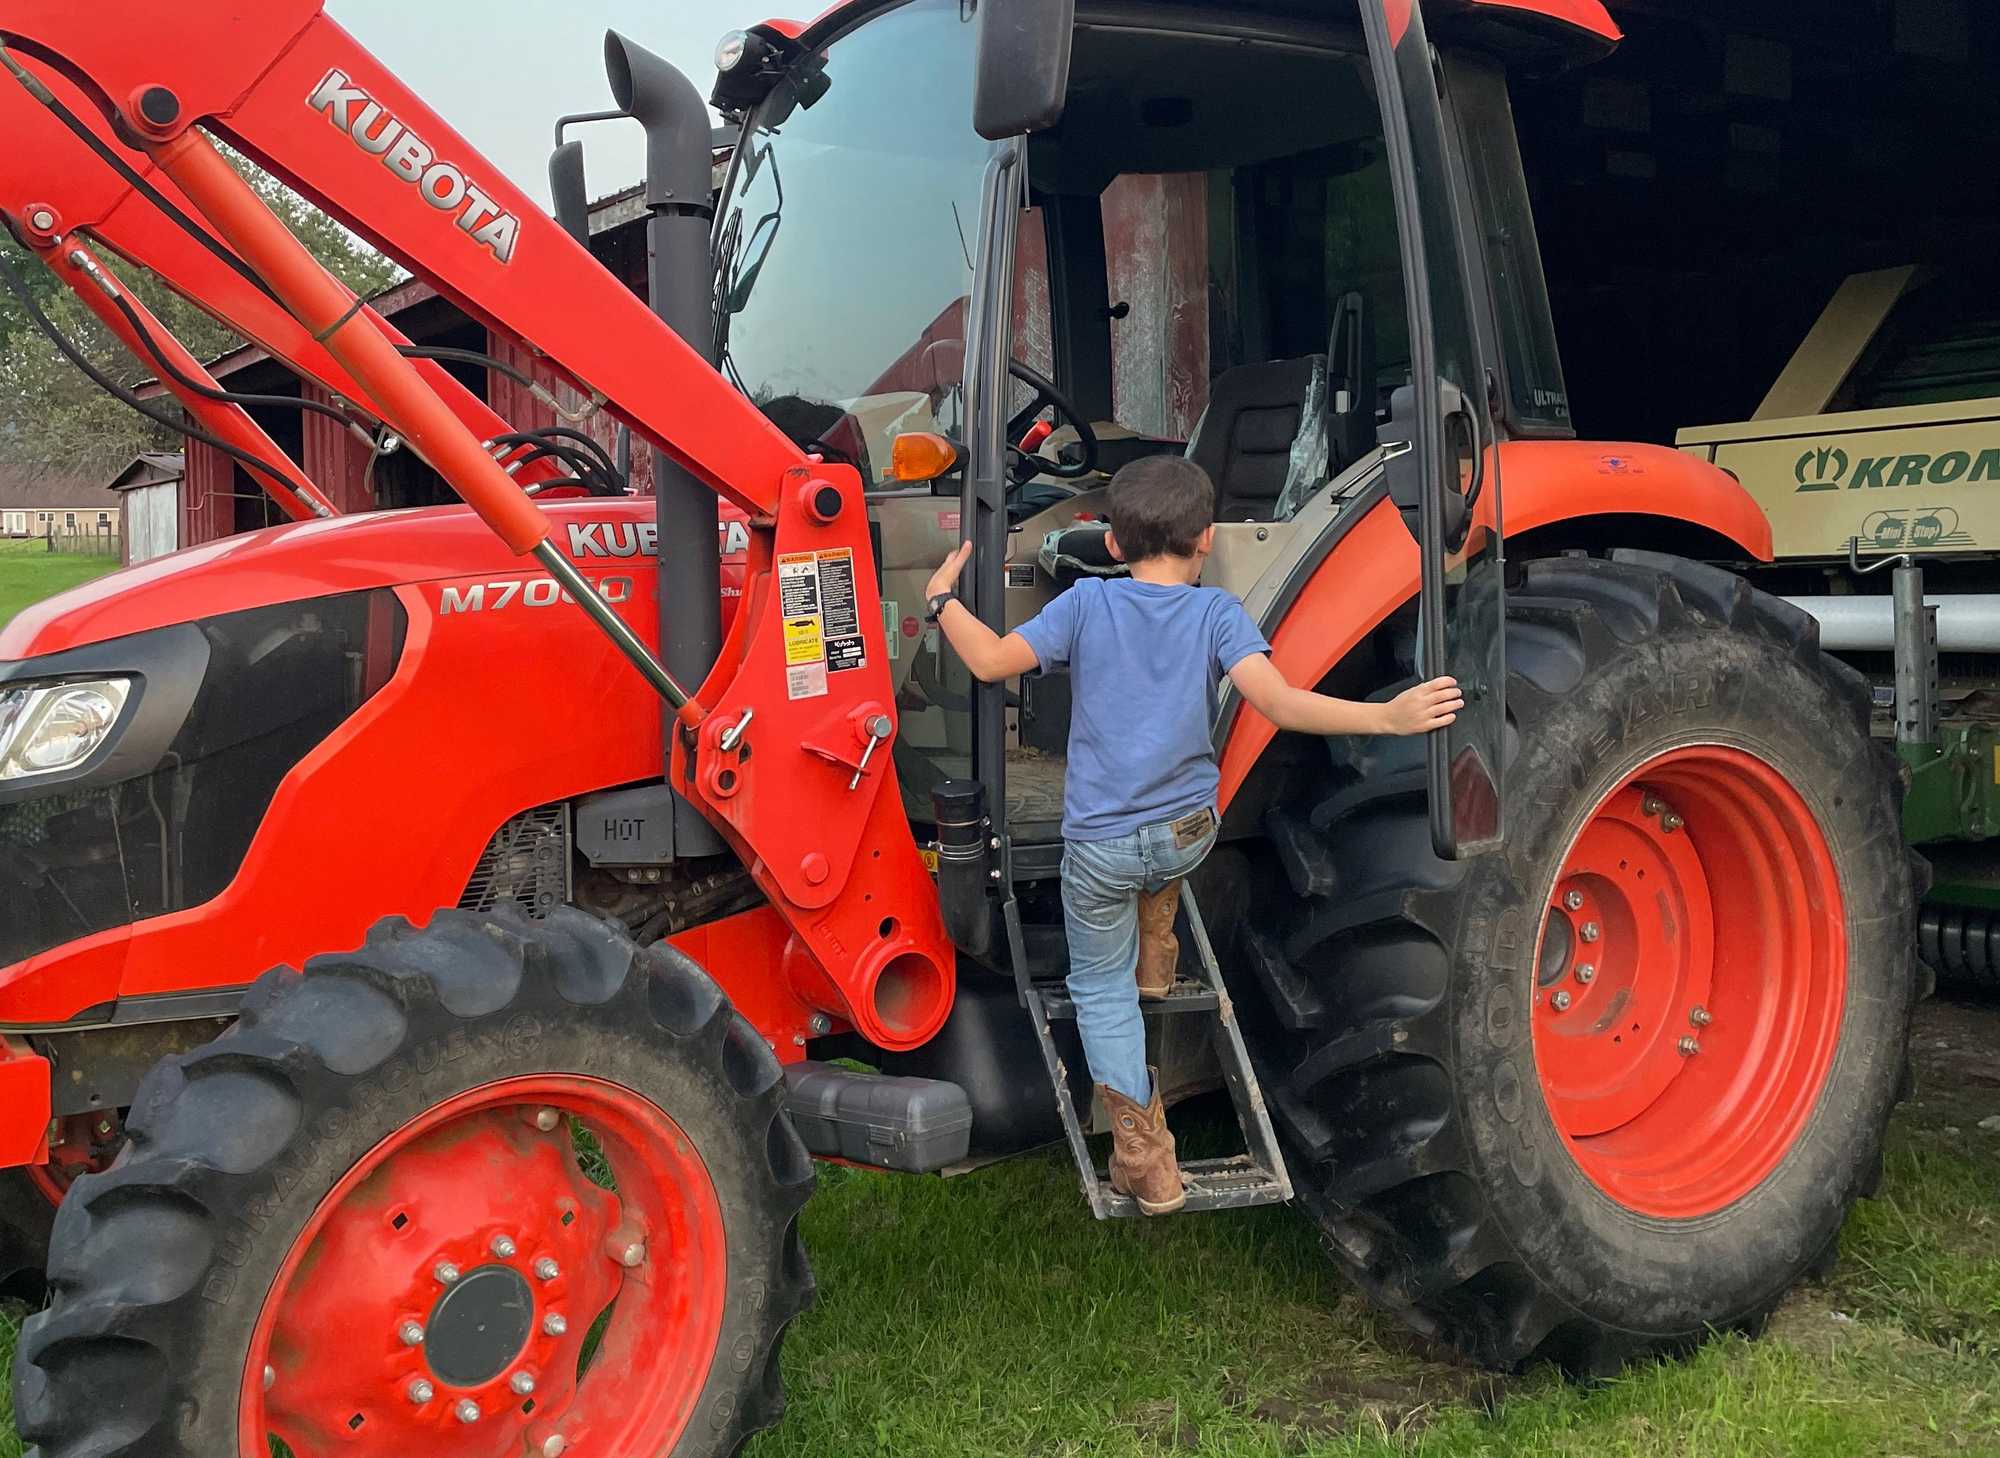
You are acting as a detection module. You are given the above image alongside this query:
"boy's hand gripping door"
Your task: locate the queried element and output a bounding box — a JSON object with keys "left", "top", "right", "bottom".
{"left": 1365, "top": 0, "right": 1507, "bottom": 859}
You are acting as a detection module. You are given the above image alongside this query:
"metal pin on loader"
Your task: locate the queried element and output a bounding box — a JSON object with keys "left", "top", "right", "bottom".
{"left": 848, "top": 715, "right": 893, "bottom": 790}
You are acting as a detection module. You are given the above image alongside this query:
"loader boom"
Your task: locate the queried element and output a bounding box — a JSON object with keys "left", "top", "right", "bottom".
{"left": 0, "top": 53, "right": 572, "bottom": 506}
{"left": 0, "top": 0, "right": 955, "bottom": 1050}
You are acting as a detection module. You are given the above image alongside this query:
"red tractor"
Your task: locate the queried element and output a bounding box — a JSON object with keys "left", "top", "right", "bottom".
{"left": 0, "top": 1, "right": 1918, "bottom": 1454}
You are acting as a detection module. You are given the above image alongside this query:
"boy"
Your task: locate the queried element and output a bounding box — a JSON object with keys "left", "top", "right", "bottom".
{"left": 924, "top": 455, "right": 1461, "bottom": 1214}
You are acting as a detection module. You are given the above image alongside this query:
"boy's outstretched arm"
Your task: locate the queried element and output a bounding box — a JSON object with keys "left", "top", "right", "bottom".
{"left": 1229, "top": 653, "right": 1463, "bottom": 736}
{"left": 927, "top": 542, "right": 1042, "bottom": 683}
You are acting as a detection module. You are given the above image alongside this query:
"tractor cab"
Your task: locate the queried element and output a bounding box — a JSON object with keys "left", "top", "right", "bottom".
{"left": 708, "top": 0, "right": 1596, "bottom": 883}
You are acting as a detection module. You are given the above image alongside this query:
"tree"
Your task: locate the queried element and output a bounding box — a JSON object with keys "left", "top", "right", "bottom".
{"left": 0, "top": 156, "right": 403, "bottom": 474}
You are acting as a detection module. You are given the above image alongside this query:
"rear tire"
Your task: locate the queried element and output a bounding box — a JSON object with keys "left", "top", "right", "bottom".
{"left": 11, "top": 905, "right": 815, "bottom": 1457}
{"left": 1229, "top": 550, "right": 1918, "bottom": 1372}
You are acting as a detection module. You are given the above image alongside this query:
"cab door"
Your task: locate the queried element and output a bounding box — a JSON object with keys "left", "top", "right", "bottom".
{"left": 1361, "top": 0, "right": 1506, "bottom": 859}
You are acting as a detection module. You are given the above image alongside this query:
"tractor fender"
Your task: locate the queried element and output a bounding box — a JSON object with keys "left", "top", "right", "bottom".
{"left": 1217, "top": 441, "right": 1770, "bottom": 810}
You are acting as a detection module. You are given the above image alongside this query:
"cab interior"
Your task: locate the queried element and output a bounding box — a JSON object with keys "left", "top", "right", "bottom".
{"left": 881, "top": 14, "right": 1416, "bottom": 842}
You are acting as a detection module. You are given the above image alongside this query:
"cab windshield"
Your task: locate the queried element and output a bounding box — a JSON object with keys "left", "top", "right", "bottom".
{"left": 715, "top": 0, "right": 992, "bottom": 485}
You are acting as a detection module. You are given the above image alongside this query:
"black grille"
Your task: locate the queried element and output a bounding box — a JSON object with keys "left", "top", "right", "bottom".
{"left": 1, "top": 590, "right": 406, "bottom": 971}
{"left": 459, "top": 804, "right": 570, "bottom": 918}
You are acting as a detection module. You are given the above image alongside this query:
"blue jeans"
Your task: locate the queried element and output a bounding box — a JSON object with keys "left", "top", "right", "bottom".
{"left": 1061, "top": 813, "right": 1218, "bottom": 1105}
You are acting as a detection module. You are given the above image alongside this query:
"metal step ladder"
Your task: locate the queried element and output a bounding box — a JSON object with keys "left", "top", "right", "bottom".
{"left": 1018, "top": 888, "right": 1292, "bottom": 1219}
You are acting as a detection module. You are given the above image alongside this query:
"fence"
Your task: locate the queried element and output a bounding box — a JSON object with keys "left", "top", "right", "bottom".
{"left": 40, "top": 530, "right": 123, "bottom": 558}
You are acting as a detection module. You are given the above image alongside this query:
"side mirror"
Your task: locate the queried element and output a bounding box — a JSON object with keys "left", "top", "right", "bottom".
{"left": 1383, "top": 380, "right": 1472, "bottom": 548}
{"left": 549, "top": 139, "right": 590, "bottom": 245}
{"left": 973, "top": 0, "right": 1075, "bottom": 141}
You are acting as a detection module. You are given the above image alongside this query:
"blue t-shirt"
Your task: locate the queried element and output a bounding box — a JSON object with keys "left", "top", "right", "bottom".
{"left": 1015, "top": 578, "right": 1272, "bottom": 841}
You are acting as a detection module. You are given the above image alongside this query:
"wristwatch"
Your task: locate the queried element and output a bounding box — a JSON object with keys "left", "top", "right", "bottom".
{"left": 925, "top": 591, "right": 956, "bottom": 624}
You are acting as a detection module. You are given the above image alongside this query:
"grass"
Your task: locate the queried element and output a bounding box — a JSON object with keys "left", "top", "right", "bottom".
{"left": 2, "top": 1002, "right": 1996, "bottom": 1457}
{"left": 0, "top": 538, "right": 121, "bottom": 630}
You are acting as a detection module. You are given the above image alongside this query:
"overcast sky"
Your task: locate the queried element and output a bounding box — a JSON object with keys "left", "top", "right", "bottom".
{"left": 327, "top": 0, "right": 752, "bottom": 206}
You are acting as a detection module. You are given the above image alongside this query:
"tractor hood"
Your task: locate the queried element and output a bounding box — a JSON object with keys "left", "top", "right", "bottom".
{"left": 0, "top": 497, "right": 739, "bottom": 661}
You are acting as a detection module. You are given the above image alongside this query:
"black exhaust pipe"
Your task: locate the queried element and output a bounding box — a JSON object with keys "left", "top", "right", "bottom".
{"left": 933, "top": 780, "right": 994, "bottom": 956}
{"left": 604, "top": 31, "right": 724, "bottom": 857}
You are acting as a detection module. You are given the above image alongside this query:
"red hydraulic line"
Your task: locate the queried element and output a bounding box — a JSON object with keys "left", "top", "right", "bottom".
{"left": 35, "top": 235, "right": 338, "bottom": 522}
{"left": 148, "top": 128, "right": 550, "bottom": 556}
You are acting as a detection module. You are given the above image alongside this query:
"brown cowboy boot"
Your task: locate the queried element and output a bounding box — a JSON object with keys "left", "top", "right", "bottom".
{"left": 1100, "top": 1070, "right": 1186, "bottom": 1215}
{"left": 1135, "top": 882, "right": 1182, "bottom": 1000}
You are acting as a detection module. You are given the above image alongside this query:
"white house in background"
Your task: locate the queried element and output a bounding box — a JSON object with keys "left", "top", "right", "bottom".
{"left": 108, "top": 452, "right": 184, "bottom": 564}
{"left": 0, "top": 465, "right": 121, "bottom": 539}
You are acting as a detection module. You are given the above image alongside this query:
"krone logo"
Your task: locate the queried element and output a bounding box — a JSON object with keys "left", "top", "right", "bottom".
{"left": 1795, "top": 446, "right": 1848, "bottom": 492}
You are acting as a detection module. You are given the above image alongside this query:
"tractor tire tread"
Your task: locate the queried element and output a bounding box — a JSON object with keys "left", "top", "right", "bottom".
{"left": 1234, "top": 551, "right": 1915, "bottom": 1375}
{"left": 13, "top": 905, "right": 814, "bottom": 1458}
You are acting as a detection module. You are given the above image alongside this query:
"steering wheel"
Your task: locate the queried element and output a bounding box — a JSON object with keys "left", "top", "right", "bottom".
{"left": 1006, "top": 358, "right": 1100, "bottom": 483}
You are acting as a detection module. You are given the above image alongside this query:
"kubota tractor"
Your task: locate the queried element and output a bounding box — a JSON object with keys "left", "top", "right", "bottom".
{"left": 0, "top": 1, "right": 1919, "bottom": 1454}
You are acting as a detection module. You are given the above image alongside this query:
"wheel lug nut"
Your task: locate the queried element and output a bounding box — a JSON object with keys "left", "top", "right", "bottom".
{"left": 617, "top": 1242, "right": 647, "bottom": 1268}
{"left": 398, "top": 1320, "right": 425, "bottom": 1346}
{"left": 1579, "top": 921, "right": 1600, "bottom": 943}
{"left": 543, "top": 1438, "right": 569, "bottom": 1457}
{"left": 1690, "top": 1006, "right": 1712, "bottom": 1027}
{"left": 511, "top": 1371, "right": 538, "bottom": 1396}
{"left": 533, "top": 1107, "right": 562, "bottom": 1132}
{"left": 1551, "top": 990, "right": 1572, "bottom": 1012}
{"left": 544, "top": 1312, "right": 569, "bottom": 1336}
{"left": 263, "top": 1365, "right": 276, "bottom": 1391}
{"left": 1663, "top": 812, "right": 1684, "bottom": 832}
{"left": 407, "top": 1378, "right": 435, "bottom": 1405}
{"left": 1679, "top": 1035, "right": 1701, "bottom": 1056}
{"left": 534, "top": 1256, "right": 560, "bottom": 1281}
{"left": 491, "top": 1234, "right": 518, "bottom": 1259}
{"left": 455, "top": 1398, "right": 481, "bottom": 1424}
{"left": 434, "top": 1261, "right": 461, "bottom": 1284}
{"left": 1642, "top": 794, "right": 1664, "bottom": 816}
{"left": 1562, "top": 890, "right": 1583, "bottom": 912}
{"left": 1575, "top": 964, "right": 1596, "bottom": 985}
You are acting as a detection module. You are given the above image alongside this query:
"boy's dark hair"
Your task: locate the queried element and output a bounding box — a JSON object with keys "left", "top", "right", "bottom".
{"left": 1106, "top": 456, "right": 1216, "bottom": 562}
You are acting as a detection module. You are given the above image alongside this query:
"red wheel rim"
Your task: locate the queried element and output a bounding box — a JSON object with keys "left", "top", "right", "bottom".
{"left": 1529, "top": 746, "right": 1846, "bottom": 1219}
{"left": 26, "top": 1113, "right": 120, "bottom": 1206}
{"left": 238, "top": 1075, "right": 727, "bottom": 1457}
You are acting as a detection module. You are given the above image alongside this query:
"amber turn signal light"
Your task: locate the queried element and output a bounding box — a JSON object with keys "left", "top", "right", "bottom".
{"left": 890, "top": 431, "right": 960, "bottom": 483}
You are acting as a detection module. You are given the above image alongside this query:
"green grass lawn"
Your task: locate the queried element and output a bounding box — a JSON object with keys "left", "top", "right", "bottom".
{"left": 3, "top": 1000, "right": 1996, "bottom": 1458}
{"left": 0, "top": 538, "right": 122, "bottom": 631}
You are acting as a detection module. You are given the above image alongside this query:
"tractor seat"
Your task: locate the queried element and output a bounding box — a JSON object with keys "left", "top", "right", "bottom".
{"left": 1005, "top": 747, "right": 1068, "bottom": 843}
{"left": 1187, "top": 355, "right": 1325, "bottom": 521}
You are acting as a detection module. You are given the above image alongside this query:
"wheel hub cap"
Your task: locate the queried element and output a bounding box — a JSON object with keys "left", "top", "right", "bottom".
{"left": 426, "top": 1264, "right": 535, "bottom": 1387}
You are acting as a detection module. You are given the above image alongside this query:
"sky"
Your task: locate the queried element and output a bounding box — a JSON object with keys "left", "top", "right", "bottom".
{"left": 326, "top": 0, "right": 755, "bottom": 206}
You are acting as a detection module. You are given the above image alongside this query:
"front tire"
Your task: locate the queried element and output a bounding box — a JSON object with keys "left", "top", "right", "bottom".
{"left": 1232, "top": 550, "right": 1918, "bottom": 1372}
{"left": 0, "top": 1168, "right": 54, "bottom": 1304}
{"left": 12, "top": 906, "right": 815, "bottom": 1457}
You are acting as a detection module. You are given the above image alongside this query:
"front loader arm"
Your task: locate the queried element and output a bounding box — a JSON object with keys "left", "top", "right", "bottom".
{"left": 1, "top": 2, "right": 800, "bottom": 516}
{"left": 28, "top": 233, "right": 336, "bottom": 521}
{"left": 0, "top": 2, "right": 955, "bottom": 1051}
{"left": 0, "top": 56, "right": 568, "bottom": 502}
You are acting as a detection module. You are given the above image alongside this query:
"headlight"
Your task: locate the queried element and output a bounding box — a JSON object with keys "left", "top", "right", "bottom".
{"left": 715, "top": 29, "right": 751, "bottom": 72}
{"left": 0, "top": 678, "right": 131, "bottom": 780}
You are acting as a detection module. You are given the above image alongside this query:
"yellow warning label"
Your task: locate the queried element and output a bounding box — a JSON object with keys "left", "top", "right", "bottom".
{"left": 784, "top": 615, "right": 823, "bottom": 667}
{"left": 920, "top": 847, "right": 940, "bottom": 874}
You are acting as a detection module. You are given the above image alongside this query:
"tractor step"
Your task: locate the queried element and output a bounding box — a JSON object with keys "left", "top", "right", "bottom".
{"left": 1037, "top": 979, "right": 1220, "bottom": 1016}
{"left": 1099, "top": 1155, "right": 1289, "bottom": 1216}
{"left": 1021, "top": 887, "right": 1292, "bottom": 1220}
